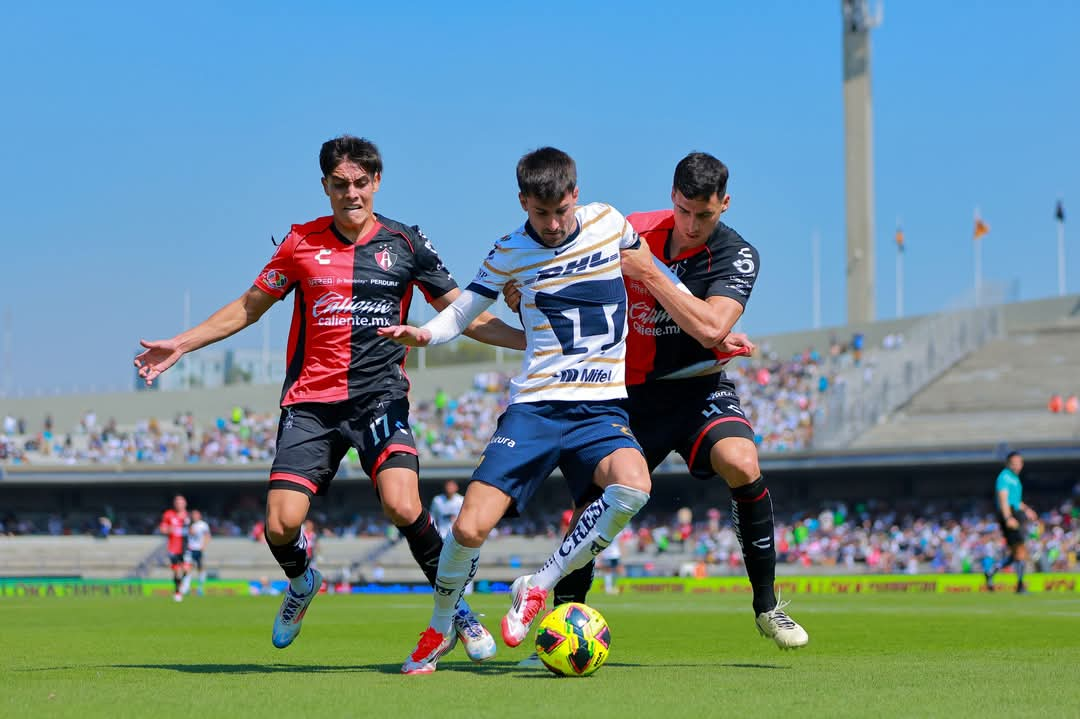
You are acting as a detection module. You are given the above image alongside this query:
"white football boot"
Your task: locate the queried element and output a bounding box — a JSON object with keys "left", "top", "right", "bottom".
{"left": 453, "top": 608, "right": 497, "bottom": 662}
{"left": 402, "top": 627, "right": 457, "bottom": 675}
{"left": 501, "top": 575, "right": 549, "bottom": 648}
{"left": 756, "top": 598, "right": 809, "bottom": 650}
{"left": 271, "top": 567, "right": 323, "bottom": 649}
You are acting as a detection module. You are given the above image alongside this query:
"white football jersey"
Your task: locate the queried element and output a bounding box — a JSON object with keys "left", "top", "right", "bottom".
{"left": 467, "top": 203, "right": 640, "bottom": 404}
{"left": 187, "top": 520, "right": 210, "bottom": 551}
{"left": 430, "top": 492, "right": 464, "bottom": 535}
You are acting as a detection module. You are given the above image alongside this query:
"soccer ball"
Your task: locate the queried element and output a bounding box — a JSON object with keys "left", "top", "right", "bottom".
{"left": 534, "top": 602, "right": 611, "bottom": 677}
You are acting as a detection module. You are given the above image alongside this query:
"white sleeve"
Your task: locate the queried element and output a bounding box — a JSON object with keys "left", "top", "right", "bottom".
{"left": 652, "top": 255, "right": 693, "bottom": 294}
{"left": 616, "top": 211, "right": 642, "bottom": 250}
{"left": 424, "top": 289, "right": 495, "bottom": 345}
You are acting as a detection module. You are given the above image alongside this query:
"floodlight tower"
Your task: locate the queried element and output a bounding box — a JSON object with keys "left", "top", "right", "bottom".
{"left": 842, "top": 0, "right": 882, "bottom": 324}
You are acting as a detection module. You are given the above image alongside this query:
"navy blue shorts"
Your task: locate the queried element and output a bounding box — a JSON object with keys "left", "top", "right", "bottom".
{"left": 471, "top": 400, "right": 642, "bottom": 513}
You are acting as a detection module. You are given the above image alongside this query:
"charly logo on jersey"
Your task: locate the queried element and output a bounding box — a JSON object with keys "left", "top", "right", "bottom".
{"left": 316, "top": 249, "right": 332, "bottom": 265}
{"left": 263, "top": 270, "right": 289, "bottom": 289}
{"left": 374, "top": 244, "right": 396, "bottom": 271}
{"left": 535, "top": 251, "right": 617, "bottom": 281}
{"left": 311, "top": 292, "right": 396, "bottom": 327}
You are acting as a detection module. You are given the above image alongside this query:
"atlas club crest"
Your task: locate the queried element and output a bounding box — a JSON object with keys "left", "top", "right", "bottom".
{"left": 374, "top": 244, "right": 396, "bottom": 271}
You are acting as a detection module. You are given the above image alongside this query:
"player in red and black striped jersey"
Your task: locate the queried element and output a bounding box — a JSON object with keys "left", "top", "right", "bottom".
{"left": 135, "top": 136, "right": 523, "bottom": 655}
{"left": 512, "top": 152, "right": 808, "bottom": 653}
{"left": 159, "top": 494, "right": 190, "bottom": 602}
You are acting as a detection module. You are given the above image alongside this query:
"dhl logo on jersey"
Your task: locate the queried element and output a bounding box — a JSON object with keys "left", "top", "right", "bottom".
{"left": 535, "top": 251, "right": 617, "bottom": 282}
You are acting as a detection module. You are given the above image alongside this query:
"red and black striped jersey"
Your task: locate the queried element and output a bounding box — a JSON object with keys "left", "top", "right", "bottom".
{"left": 624, "top": 210, "right": 759, "bottom": 385}
{"left": 253, "top": 214, "right": 457, "bottom": 406}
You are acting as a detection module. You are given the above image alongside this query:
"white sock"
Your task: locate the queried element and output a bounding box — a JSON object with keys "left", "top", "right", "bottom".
{"left": 532, "top": 484, "right": 649, "bottom": 591}
{"left": 289, "top": 567, "right": 314, "bottom": 594}
{"left": 431, "top": 533, "right": 480, "bottom": 635}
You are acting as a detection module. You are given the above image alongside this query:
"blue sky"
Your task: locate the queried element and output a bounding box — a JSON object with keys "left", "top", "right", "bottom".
{"left": 0, "top": 1, "right": 1076, "bottom": 395}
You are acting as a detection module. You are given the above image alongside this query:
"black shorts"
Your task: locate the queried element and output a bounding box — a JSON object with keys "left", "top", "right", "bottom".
{"left": 625, "top": 375, "right": 755, "bottom": 479}
{"left": 269, "top": 396, "right": 419, "bottom": 498}
{"left": 168, "top": 553, "right": 186, "bottom": 568}
{"left": 997, "top": 511, "right": 1025, "bottom": 547}
{"left": 187, "top": 549, "right": 204, "bottom": 569}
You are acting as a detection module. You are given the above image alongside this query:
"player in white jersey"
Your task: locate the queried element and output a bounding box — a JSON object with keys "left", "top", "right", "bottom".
{"left": 430, "top": 480, "right": 473, "bottom": 594}
{"left": 183, "top": 510, "right": 211, "bottom": 596}
{"left": 430, "top": 480, "right": 464, "bottom": 539}
{"left": 381, "top": 148, "right": 654, "bottom": 674}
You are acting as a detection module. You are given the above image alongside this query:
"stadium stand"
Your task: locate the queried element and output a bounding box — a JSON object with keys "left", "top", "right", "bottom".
{"left": 2, "top": 494, "right": 1075, "bottom": 582}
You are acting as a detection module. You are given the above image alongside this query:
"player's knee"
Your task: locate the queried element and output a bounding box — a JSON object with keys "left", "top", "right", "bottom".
{"left": 265, "top": 516, "right": 301, "bottom": 545}
{"left": 380, "top": 496, "right": 421, "bottom": 526}
{"left": 451, "top": 520, "right": 488, "bottom": 548}
{"left": 712, "top": 444, "right": 760, "bottom": 487}
{"left": 615, "top": 465, "right": 651, "bottom": 494}
{"left": 598, "top": 449, "right": 651, "bottom": 493}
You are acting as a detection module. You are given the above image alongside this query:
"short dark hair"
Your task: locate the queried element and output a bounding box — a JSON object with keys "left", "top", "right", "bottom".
{"left": 516, "top": 147, "right": 577, "bottom": 202}
{"left": 1006, "top": 451, "right": 1022, "bottom": 462}
{"left": 673, "top": 152, "right": 729, "bottom": 200}
{"left": 319, "top": 135, "right": 383, "bottom": 178}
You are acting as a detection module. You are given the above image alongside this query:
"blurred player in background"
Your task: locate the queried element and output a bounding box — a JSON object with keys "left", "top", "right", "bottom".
{"left": 303, "top": 519, "right": 319, "bottom": 570}
{"left": 598, "top": 530, "right": 625, "bottom": 595}
{"left": 430, "top": 480, "right": 464, "bottom": 538}
{"left": 382, "top": 148, "right": 654, "bottom": 674}
{"left": 159, "top": 494, "right": 190, "bottom": 602}
{"left": 509, "top": 152, "right": 807, "bottom": 660}
{"left": 134, "top": 135, "right": 522, "bottom": 654}
{"left": 986, "top": 451, "right": 1038, "bottom": 593}
{"left": 183, "top": 509, "right": 211, "bottom": 596}
{"left": 430, "top": 480, "right": 472, "bottom": 594}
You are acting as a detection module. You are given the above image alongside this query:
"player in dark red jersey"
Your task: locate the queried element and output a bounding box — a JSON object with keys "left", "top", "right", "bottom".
{"left": 159, "top": 494, "right": 190, "bottom": 602}
{"left": 511, "top": 152, "right": 807, "bottom": 656}
{"left": 135, "top": 136, "right": 524, "bottom": 656}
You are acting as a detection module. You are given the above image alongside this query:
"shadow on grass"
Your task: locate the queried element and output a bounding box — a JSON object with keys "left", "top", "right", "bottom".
{"left": 107, "top": 663, "right": 402, "bottom": 675}
{"left": 19, "top": 659, "right": 787, "bottom": 677}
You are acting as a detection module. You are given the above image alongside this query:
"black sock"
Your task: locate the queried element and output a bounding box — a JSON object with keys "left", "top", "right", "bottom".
{"left": 398, "top": 508, "right": 442, "bottom": 587}
{"left": 266, "top": 529, "right": 310, "bottom": 579}
{"left": 554, "top": 561, "right": 595, "bottom": 606}
{"left": 1014, "top": 559, "right": 1026, "bottom": 588}
{"left": 173, "top": 573, "right": 182, "bottom": 593}
{"left": 731, "top": 476, "right": 777, "bottom": 615}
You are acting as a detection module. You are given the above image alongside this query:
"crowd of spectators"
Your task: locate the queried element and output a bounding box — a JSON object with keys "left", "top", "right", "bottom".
{"left": 627, "top": 493, "right": 1079, "bottom": 576}
{"left": 2, "top": 339, "right": 881, "bottom": 466}
{"left": 4, "top": 491, "right": 1075, "bottom": 577}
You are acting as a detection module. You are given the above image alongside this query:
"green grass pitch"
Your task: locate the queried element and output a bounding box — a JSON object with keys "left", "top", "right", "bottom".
{"left": 4, "top": 591, "right": 1078, "bottom": 718}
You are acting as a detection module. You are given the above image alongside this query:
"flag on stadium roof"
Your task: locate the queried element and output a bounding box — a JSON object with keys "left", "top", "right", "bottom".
{"left": 895, "top": 224, "right": 904, "bottom": 252}
{"left": 973, "top": 215, "right": 990, "bottom": 241}
{"left": 1056, "top": 200, "right": 1065, "bottom": 223}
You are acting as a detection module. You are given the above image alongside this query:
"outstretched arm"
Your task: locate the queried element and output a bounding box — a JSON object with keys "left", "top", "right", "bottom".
{"left": 430, "top": 288, "right": 525, "bottom": 350}
{"left": 134, "top": 286, "right": 276, "bottom": 385}
{"left": 379, "top": 289, "right": 495, "bottom": 347}
{"left": 620, "top": 243, "right": 743, "bottom": 349}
